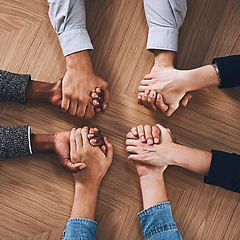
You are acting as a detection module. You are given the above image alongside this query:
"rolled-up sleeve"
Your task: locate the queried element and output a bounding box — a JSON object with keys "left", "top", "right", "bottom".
{"left": 138, "top": 202, "right": 182, "bottom": 240}
{"left": 63, "top": 218, "right": 97, "bottom": 240}
{"left": 143, "top": 0, "right": 187, "bottom": 52}
{"left": 48, "top": 0, "right": 93, "bottom": 57}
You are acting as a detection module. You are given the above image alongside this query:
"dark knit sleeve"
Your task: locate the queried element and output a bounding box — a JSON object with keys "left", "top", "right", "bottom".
{"left": 0, "top": 126, "right": 32, "bottom": 161}
{"left": 0, "top": 69, "right": 31, "bottom": 104}
{"left": 212, "top": 55, "right": 240, "bottom": 89}
{"left": 204, "top": 150, "right": 240, "bottom": 193}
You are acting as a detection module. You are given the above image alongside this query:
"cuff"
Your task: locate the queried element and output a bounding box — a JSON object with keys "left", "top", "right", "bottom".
{"left": 63, "top": 218, "right": 97, "bottom": 240}
{"left": 204, "top": 150, "right": 240, "bottom": 193}
{"left": 138, "top": 202, "right": 181, "bottom": 240}
{"left": 58, "top": 28, "right": 94, "bottom": 57}
{"left": 147, "top": 27, "right": 179, "bottom": 53}
{"left": 0, "top": 126, "right": 32, "bottom": 161}
{"left": 0, "top": 70, "right": 31, "bottom": 104}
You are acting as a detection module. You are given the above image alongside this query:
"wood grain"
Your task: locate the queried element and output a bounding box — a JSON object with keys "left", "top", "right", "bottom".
{"left": 0, "top": 0, "right": 239, "bottom": 239}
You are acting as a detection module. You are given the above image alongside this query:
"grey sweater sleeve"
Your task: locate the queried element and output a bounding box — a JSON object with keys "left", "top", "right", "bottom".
{"left": 0, "top": 69, "right": 31, "bottom": 104}
{"left": 0, "top": 126, "right": 32, "bottom": 161}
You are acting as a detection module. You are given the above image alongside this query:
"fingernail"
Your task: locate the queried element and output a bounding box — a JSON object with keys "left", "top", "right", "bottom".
{"left": 147, "top": 139, "right": 153, "bottom": 145}
{"left": 91, "top": 139, "right": 97, "bottom": 143}
{"left": 79, "top": 165, "right": 85, "bottom": 170}
{"left": 150, "top": 91, "right": 154, "bottom": 98}
{"left": 154, "top": 138, "right": 159, "bottom": 143}
{"left": 144, "top": 92, "right": 148, "bottom": 97}
{"left": 134, "top": 131, "right": 138, "bottom": 135}
{"left": 157, "top": 95, "right": 161, "bottom": 101}
{"left": 141, "top": 136, "right": 145, "bottom": 141}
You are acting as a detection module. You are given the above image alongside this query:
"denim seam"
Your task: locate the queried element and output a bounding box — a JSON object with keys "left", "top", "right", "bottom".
{"left": 145, "top": 224, "right": 178, "bottom": 240}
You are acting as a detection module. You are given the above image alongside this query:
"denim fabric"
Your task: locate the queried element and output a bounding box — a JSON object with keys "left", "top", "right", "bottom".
{"left": 138, "top": 201, "right": 182, "bottom": 240}
{"left": 63, "top": 218, "right": 97, "bottom": 240}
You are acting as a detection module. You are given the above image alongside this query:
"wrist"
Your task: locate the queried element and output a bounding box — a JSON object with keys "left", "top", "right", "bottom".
{"left": 65, "top": 50, "right": 93, "bottom": 72}
{"left": 153, "top": 50, "right": 176, "bottom": 68}
{"left": 26, "top": 80, "right": 55, "bottom": 103}
{"left": 31, "top": 134, "right": 55, "bottom": 153}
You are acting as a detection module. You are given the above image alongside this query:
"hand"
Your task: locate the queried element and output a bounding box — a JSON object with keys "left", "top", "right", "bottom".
{"left": 62, "top": 51, "right": 109, "bottom": 119}
{"left": 88, "top": 127, "right": 107, "bottom": 154}
{"left": 126, "top": 124, "right": 176, "bottom": 167}
{"left": 138, "top": 68, "right": 192, "bottom": 116}
{"left": 70, "top": 126, "right": 113, "bottom": 186}
{"left": 53, "top": 132, "right": 86, "bottom": 172}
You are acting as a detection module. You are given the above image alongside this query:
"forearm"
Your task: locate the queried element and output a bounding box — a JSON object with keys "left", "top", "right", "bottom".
{"left": 25, "top": 80, "right": 55, "bottom": 103}
{"left": 184, "top": 65, "right": 219, "bottom": 91}
{"left": 140, "top": 172, "right": 168, "bottom": 210}
{"left": 154, "top": 50, "right": 176, "bottom": 68}
{"left": 170, "top": 144, "right": 212, "bottom": 176}
{"left": 70, "top": 182, "right": 99, "bottom": 220}
{"left": 30, "top": 134, "right": 55, "bottom": 153}
{"left": 65, "top": 50, "right": 93, "bottom": 72}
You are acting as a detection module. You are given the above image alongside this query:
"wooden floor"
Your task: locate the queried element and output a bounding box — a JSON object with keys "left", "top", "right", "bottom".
{"left": 0, "top": 0, "right": 239, "bottom": 239}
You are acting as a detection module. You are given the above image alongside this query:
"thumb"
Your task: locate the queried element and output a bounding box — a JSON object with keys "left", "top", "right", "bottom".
{"left": 104, "top": 137, "right": 114, "bottom": 162}
{"left": 102, "top": 83, "right": 110, "bottom": 110}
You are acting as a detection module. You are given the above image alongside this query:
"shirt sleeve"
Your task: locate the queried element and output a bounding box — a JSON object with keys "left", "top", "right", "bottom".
{"left": 204, "top": 150, "right": 240, "bottom": 193}
{"left": 0, "top": 69, "right": 31, "bottom": 105}
{"left": 212, "top": 55, "right": 240, "bottom": 89}
{"left": 143, "top": 0, "right": 187, "bottom": 52}
{"left": 138, "top": 201, "right": 182, "bottom": 240}
{"left": 62, "top": 218, "right": 97, "bottom": 240}
{"left": 48, "top": 0, "right": 93, "bottom": 57}
{"left": 0, "top": 126, "right": 32, "bottom": 161}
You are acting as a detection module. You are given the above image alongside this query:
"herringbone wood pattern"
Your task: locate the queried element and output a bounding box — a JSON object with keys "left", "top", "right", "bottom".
{"left": 0, "top": 0, "right": 239, "bottom": 239}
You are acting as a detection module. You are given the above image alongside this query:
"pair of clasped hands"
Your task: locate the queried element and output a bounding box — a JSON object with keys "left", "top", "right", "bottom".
{"left": 62, "top": 123, "right": 176, "bottom": 189}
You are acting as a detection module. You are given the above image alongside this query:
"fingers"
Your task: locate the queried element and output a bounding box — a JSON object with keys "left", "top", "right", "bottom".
{"left": 128, "top": 154, "right": 142, "bottom": 161}
{"left": 65, "top": 161, "right": 86, "bottom": 173}
{"left": 144, "top": 125, "right": 153, "bottom": 145}
{"left": 70, "top": 128, "right": 77, "bottom": 158}
{"left": 131, "top": 127, "right": 138, "bottom": 137}
{"left": 142, "top": 90, "right": 150, "bottom": 109}
{"left": 138, "top": 85, "right": 149, "bottom": 92}
{"left": 104, "top": 137, "right": 113, "bottom": 161}
{"left": 181, "top": 92, "right": 193, "bottom": 107}
{"left": 76, "top": 103, "right": 87, "bottom": 118}
{"left": 152, "top": 125, "right": 160, "bottom": 144}
{"left": 147, "top": 90, "right": 157, "bottom": 111}
{"left": 126, "top": 132, "right": 138, "bottom": 140}
{"left": 137, "top": 93, "right": 143, "bottom": 105}
{"left": 61, "top": 97, "right": 70, "bottom": 112}
{"left": 126, "top": 146, "right": 138, "bottom": 154}
{"left": 144, "top": 73, "right": 153, "bottom": 80}
{"left": 81, "top": 126, "right": 90, "bottom": 147}
{"left": 75, "top": 128, "right": 83, "bottom": 151}
{"left": 137, "top": 125, "right": 145, "bottom": 142}
{"left": 84, "top": 104, "right": 95, "bottom": 120}
{"left": 155, "top": 94, "right": 168, "bottom": 113}
{"left": 68, "top": 100, "right": 78, "bottom": 116}
{"left": 125, "top": 139, "right": 138, "bottom": 147}
{"left": 102, "top": 83, "right": 110, "bottom": 110}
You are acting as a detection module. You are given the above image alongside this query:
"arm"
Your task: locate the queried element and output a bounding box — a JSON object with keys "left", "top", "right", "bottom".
{"left": 143, "top": 0, "right": 187, "bottom": 53}
{"left": 48, "top": 0, "right": 93, "bottom": 57}
{"left": 139, "top": 173, "right": 182, "bottom": 240}
{"left": 128, "top": 124, "right": 240, "bottom": 193}
{"left": 126, "top": 128, "right": 182, "bottom": 240}
{"left": 63, "top": 127, "right": 113, "bottom": 240}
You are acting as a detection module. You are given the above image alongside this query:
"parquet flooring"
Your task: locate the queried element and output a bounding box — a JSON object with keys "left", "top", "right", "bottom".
{"left": 0, "top": 0, "right": 239, "bottom": 239}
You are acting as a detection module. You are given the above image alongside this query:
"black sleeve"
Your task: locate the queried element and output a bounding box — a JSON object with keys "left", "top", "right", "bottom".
{"left": 204, "top": 150, "right": 240, "bottom": 193}
{"left": 0, "top": 69, "right": 31, "bottom": 104}
{"left": 0, "top": 126, "right": 32, "bottom": 161}
{"left": 212, "top": 55, "right": 240, "bottom": 89}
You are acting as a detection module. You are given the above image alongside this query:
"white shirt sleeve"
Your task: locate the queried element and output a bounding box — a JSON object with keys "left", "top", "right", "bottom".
{"left": 143, "top": 0, "right": 187, "bottom": 52}
{"left": 48, "top": 0, "right": 93, "bottom": 57}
